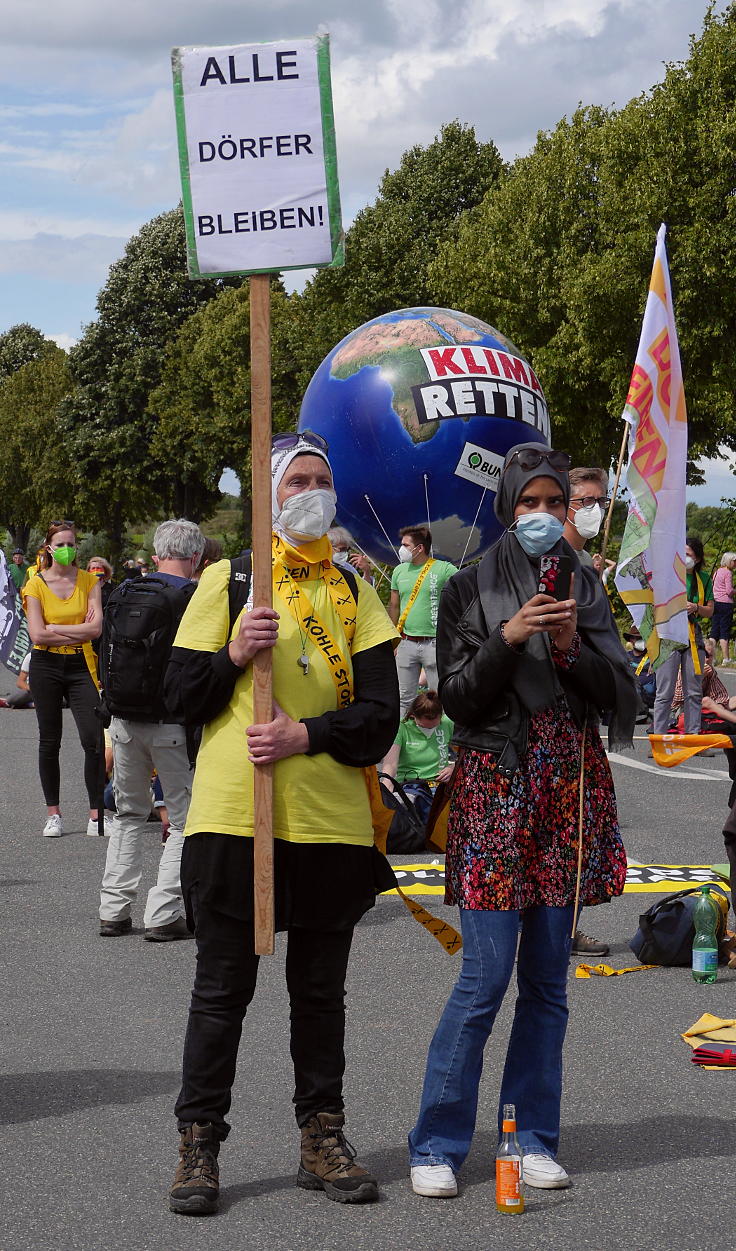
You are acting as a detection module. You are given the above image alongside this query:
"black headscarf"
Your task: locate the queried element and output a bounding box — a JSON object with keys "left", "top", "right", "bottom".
{"left": 477, "top": 441, "right": 636, "bottom": 748}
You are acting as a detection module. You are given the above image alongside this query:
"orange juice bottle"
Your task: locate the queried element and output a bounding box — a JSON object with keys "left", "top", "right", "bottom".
{"left": 495, "top": 1103, "right": 524, "bottom": 1214}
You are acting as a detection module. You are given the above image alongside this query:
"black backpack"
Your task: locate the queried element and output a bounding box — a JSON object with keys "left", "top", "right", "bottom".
{"left": 100, "top": 575, "right": 196, "bottom": 721}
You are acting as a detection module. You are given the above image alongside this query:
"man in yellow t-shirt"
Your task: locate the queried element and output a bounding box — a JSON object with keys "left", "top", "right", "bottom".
{"left": 165, "top": 432, "right": 399, "bottom": 1217}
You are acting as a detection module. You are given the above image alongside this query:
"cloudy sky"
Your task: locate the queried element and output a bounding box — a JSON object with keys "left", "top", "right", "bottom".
{"left": 0, "top": 0, "right": 731, "bottom": 501}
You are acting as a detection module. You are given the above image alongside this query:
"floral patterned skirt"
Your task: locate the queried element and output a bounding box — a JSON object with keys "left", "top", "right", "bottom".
{"left": 445, "top": 706, "right": 627, "bottom": 911}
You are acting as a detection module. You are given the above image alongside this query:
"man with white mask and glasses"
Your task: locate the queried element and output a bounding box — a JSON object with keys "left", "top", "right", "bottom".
{"left": 163, "top": 430, "right": 399, "bottom": 1216}
{"left": 562, "top": 467, "right": 610, "bottom": 568}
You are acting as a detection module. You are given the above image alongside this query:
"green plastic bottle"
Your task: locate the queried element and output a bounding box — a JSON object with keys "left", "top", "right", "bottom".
{"left": 692, "top": 885, "right": 718, "bottom": 984}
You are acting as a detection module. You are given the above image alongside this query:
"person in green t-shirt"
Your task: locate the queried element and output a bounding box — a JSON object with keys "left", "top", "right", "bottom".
{"left": 8, "top": 549, "right": 30, "bottom": 593}
{"left": 381, "top": 690, "right": 455, "bottom": 825}
{"left": 389, "top": 525, "right": 456, "bottom": 715}
{"left": 652, "top": 534, "right": 714, "bottom": 734}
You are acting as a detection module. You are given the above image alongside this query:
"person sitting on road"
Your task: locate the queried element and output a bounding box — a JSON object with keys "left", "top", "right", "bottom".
{"left": 0, "top": 649, "right": 33, "bottom": 708}
{"left": 381, "top": 690, "right": 454, "bottom": 826}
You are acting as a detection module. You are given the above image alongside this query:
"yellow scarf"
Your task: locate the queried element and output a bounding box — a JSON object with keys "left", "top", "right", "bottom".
{"left": 272, "top": 534, "right": 460, "bottom": 955}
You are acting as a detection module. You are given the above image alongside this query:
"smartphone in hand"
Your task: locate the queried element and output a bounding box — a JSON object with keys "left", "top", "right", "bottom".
{"left": 538, "top": 554, "right": 573, "bottom": 601}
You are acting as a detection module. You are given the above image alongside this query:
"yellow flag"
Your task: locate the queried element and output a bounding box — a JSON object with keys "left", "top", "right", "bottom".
{"left": 648, "top": 733, "right": 732, "bottom": 767}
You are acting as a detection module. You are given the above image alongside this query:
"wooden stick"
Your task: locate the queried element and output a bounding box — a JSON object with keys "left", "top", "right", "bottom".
{"left": 600, "top": 420, "right": 630, "bottom": 567}
{"left": 250, "top": 274, "right": 274, "bottom": 955}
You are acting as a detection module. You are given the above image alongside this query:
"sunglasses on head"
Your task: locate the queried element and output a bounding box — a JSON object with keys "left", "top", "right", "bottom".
{"left": 50, "top": 519, "right": 75, "bottom": 528}
{"left": 272, "top": 430, "right": 329, "bottom": 454}
{"left": 506, "top": 449, "right": 571, "bottom": 473}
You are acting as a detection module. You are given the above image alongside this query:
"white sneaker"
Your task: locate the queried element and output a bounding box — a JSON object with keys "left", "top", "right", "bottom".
{"left": 86, "top": 816, "right": 111, "bottom": 837}
{"left": 522, "top": 1153, "right": 571, "bottom": 1189}
{"left": 42, "top": 814, "right": 63, "bottom": 838}
{"left": 410, "top": 1164, "right": 458, "bottom": 1197}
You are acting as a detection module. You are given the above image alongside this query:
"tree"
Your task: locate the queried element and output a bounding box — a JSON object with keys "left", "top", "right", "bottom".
{"left": 283, "top": 121, "right": 505, "bottom": 396}
{"left": 430, "top": 4, "right": 736, "bottom": 470}
{"left": 148, "top": 281, "right": 297, "bottom": 539}
{"left": 61, "top": 208, "right": 245, "bottom": 557}
{"left": 0, "top": 347, "right": 74, "bottom": 549}
{"left": 0, "top": 323, "right": 56, "bottom": 380}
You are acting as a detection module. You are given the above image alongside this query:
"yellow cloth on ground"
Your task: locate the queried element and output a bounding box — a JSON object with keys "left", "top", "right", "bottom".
{"left": 682, "top": 1014, "right": 736, "bottom": 1045}
{"left": 177, "top": 555, "right": 397, "bottom": 843}
{"left": 22, "top": 569, "right": 99, "bottom": 686}
{"left": 682, "top": 1014, "right": 736, "bottom": 1069}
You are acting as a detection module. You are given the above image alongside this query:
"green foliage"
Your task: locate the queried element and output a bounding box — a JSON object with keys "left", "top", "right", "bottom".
{"left": 0, "top": 323, "right": 56, "bottom": 379}
{"left": 283, "top": 121, "right": 504, "bottom": 396}
{"left": 0, "top": 347, "right": 74, "bottom": 544}
{"left": 430, "top": 4, "right": 736, "bottom": 470}
{"left": 60, "top": 208, "right": 246, "bottom": 546}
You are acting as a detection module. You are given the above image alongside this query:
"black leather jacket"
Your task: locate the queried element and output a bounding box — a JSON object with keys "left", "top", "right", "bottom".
{"left": 437, "top": 564, "right": 617, "bottom": 777}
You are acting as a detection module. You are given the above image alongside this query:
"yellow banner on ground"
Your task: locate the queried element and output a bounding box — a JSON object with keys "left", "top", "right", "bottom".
{"left": 649, "top": 733, "right": 732, "bottom": 767}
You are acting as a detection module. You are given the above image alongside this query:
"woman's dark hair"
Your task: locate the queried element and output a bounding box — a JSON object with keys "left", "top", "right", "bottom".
{"left": 686, "top": 535, "right": 705, "bottom": 572}
{"left": 40, "top": 521, "right": 78, "bottom": 570}
{"left": 405, "top": 690, "right": 442, "bottom": 721}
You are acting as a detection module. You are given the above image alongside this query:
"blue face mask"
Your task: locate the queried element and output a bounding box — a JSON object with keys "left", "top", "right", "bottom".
{"left": 509, "top": 512, "right": 565, "bottom": 556}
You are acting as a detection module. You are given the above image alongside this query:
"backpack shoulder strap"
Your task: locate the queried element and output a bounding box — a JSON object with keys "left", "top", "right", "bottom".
{"left": 336, "top": 562, "right": 359, "bottom": 605}
{"left": 228, "top": 552, "right": 252, "bottom": 634}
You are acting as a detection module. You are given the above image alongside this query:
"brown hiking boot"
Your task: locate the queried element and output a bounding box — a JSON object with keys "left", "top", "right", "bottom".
{"left": 169, "top": 1123, "right": 220, "bottom": 1215}
{"left": 297, "top": 1112, "right": 378, "bottom": 1204}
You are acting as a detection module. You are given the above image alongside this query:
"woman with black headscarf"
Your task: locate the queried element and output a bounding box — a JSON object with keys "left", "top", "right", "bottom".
{"left": 408, "top": 443, "right": 636, "bottom": 1199}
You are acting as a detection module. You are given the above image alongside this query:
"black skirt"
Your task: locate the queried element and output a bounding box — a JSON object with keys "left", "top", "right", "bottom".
{"left": 181, "top": 832, "right": 396, "bottom": 933}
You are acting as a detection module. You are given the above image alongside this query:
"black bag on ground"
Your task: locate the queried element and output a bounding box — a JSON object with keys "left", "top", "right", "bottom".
{"left": 629, "top": 885, "right": 729, "bottom": 966}
{"left": 378, "top": 773, "right": 427, "bottom": 854}
{"left": 100, "top": 576, "right": 196, "bottom": 721}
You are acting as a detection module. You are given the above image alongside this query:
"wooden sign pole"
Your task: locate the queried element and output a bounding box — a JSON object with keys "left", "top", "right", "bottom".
{"left": 250, "top": 273, "right": 275, "bottom": 955}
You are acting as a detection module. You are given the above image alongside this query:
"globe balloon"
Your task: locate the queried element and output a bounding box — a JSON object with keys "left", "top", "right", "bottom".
{"left": 299, "top": 307, "right": 550, "bottom": 564}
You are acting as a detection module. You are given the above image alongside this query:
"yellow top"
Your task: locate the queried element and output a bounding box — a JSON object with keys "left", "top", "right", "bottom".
{"left": 176, "top": 557, "right": 397, "bottom": 844}
{"left": 23, "top": 569, "right": 100, "bottom": 684}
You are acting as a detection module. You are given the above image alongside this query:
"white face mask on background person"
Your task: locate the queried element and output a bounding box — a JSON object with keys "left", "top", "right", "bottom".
{"left": 685, "top": 555, "right": 695, "bottom": 571}
{"left": 277, "top": 488, "right": 337, "bottom": 540}
{"left": 572, "top": 502, "right": 603, "bottom": 540}
{"left": 633, "top": 640, "right": 646, "bottom": 653}
{"left": 398, "top": 544, "right": 415, "bottom": 563}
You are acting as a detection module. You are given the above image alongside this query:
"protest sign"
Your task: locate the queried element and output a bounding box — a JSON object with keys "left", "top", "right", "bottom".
{"left": 0, "top": 553, "right": 30, "bottom": 675}
{"left": 172, "top": 31, "right": 344, "bottom": 953}
{"left": 172, "top": 35, "right": 343, "bottom": 277}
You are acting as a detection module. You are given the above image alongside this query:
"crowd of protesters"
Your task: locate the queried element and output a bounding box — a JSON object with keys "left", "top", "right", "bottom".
{"left": 2, "top": 439, "right": 736, "bottom": 1215}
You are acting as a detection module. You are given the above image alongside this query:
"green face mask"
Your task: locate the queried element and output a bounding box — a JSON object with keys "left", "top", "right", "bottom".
{"left": 50, "top": 545, "right": 76, "bottom": 566}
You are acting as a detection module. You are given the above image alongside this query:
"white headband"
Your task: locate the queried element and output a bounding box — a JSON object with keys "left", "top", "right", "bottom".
{"left": 271, "top": 442, "right": 332, "bottom": 520}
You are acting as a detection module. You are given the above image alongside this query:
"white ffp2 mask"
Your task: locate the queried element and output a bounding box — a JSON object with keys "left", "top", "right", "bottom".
{"left": 277, "top": 488, "right": 337, "bottom": 540}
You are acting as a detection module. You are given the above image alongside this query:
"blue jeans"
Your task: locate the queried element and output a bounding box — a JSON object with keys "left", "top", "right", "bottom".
{"left": 408, "top": 904, "right": 573, "bottom": 1172}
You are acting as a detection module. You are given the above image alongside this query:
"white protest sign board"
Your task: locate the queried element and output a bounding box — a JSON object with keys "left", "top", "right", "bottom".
{"left": 454, "top": 442, "right": 505, "bottom": 493}
{"left": 172, "top": 35, "right": 343, "bottom": 277}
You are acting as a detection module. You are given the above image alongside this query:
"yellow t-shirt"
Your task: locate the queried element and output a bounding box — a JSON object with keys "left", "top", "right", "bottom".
{"left": 23, "top": 569, "right": 100, "bottom": 684}
{"left": 177, "top": 558, "right": 398, "bottom": 845}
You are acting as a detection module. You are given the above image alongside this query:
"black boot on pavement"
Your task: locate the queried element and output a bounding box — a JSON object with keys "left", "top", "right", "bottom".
{"left": 297, "top": 1111, "right": 378, "bottom": 1204}
{"left": 169, "top": 1122, "right": 220, "bottom": 1215}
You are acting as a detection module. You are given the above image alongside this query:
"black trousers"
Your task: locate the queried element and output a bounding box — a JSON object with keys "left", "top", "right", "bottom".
{"left": 29, "top": 650, "right": 101, "bottom": 807}
{"left": 175, "top": 881, "right": 354, "bottom": 1139}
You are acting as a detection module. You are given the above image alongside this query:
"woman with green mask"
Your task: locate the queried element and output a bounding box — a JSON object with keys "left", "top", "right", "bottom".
{"left": 22, "top": 522, "right": 104, "bottom": 837}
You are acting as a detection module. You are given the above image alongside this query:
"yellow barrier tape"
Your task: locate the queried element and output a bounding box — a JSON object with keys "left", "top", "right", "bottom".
{"left": 396, "top": 885, "right": 462, "bottom": 955}
{"left": 576, "top": 962, "right": 659, "bottom": 979}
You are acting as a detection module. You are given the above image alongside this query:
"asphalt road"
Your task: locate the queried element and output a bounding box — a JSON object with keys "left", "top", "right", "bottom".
{"left": 2, "top": 663, "right": 736, "bottom": 1251}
